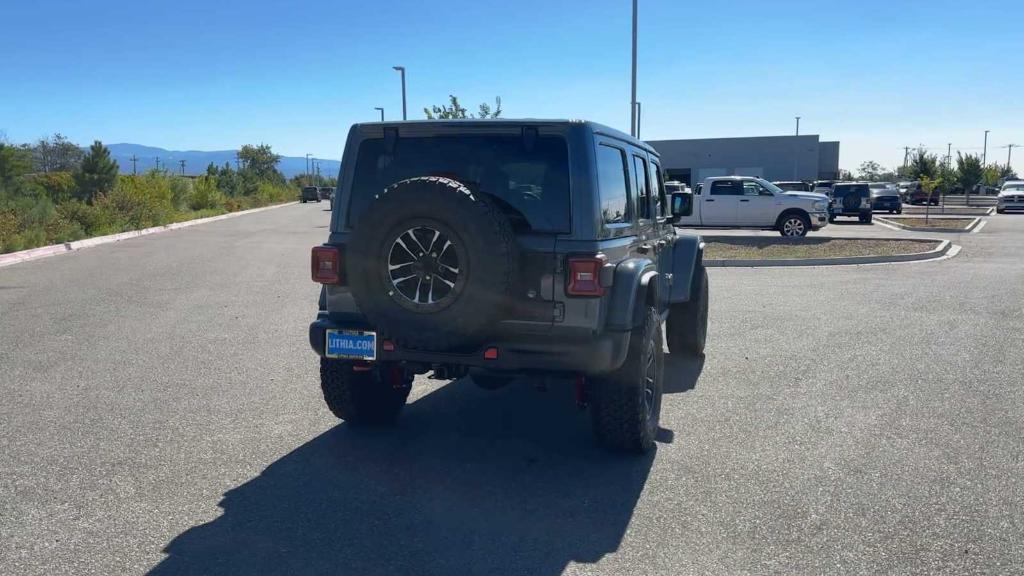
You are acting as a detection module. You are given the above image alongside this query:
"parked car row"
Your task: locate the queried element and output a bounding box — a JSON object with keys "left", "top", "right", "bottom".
{"left": 301, "top": 186, "right": 335, "bottom": 204}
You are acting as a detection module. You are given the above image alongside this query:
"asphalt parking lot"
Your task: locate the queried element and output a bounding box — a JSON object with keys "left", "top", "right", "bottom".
{"left": 1, "top": 204, "right": 1022, "bottom": 575}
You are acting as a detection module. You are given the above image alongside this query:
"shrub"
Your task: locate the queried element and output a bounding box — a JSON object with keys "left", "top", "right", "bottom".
{"left": 169, "top": 177, "right": 193, "bottom": 211}
{"left": 190, "top": 176, "right": 224, "bottom": 211}
{"left": 99, "top": 173, "right": 174, "bottom": 229}
{"left": 25, "top": 172, "right": 76, "bottom": 204}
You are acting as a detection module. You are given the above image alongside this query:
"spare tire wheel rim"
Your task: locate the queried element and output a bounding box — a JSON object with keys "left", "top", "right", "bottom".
{"left": 384, "top": 223, "right": 466, "bottom": 312}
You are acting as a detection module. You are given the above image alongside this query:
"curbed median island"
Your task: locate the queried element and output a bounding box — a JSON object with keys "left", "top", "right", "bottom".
{"left": 704, "top": 236, "right": 950, "bottom": 267}
{"left": 874, "top": 216, "right": 979, "bottom": 232}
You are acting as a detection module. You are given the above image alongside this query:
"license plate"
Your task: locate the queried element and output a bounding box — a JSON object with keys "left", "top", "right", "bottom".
{"left": 326, "top": 330, "right": 377, "bottom": 360}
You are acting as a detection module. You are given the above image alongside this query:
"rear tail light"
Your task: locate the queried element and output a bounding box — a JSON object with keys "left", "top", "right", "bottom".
{"left": 567, "top": 257, "right": 605, "bottom": 297}
{"left": 311, "top": 245, "right": 344, "bottom": 284}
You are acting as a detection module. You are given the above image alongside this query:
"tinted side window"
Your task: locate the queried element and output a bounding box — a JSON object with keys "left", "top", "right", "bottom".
{"left": 596, "top": 144, "right": 631, "bottom": 225}
{"left": 632, "top": 155, "right": 651, "bottom": 219}
{"left": 650, "top": 160, "right": 667, "bottom": 217}
{"left": 710, "top": 180, "right": 740, "bottom": 195}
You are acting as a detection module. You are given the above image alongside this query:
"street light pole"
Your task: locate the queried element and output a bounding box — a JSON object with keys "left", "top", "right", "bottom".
{"left": 630, "top": 0, "right": 637, "bottom": 137}
{"left": 305, "top": 153, "right": 311, "bottom": 182}
{"left": 392, "top": 66, "right": 407, "bottom": 120}
{"left": 795, "top": 116, "right": 800, "bottom": 136}
{"left": 982, "top": 130, "right": 990, "bottom": 167}
{"left": 374, "top": 107, "right": 384, "bottom": 122}
{"left": 635, "top": 102, "right": 641, "bottom": 139}
{"left": 947, "top": 143, "right": 952, "bottom": 169}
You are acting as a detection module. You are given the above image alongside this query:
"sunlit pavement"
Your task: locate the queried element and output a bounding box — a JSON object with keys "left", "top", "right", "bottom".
{"left": 2, "top": 202, "right": 1022, "bottom": 575}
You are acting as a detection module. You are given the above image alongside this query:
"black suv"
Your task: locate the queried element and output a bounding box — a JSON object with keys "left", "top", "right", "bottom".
{"left": 309, "top": 120, "right": 708, "bottom": 453}
{"left": 301, "top": 186, "right": 320, "bottom": 203}
{"left": 828, "top": 182, "right": 873, "bottom": 223}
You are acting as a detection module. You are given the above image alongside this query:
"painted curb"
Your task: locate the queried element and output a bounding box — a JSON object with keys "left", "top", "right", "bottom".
{"left": 0, "top": 201, "right": 298, "bottom": 269}
{"left": 874, "top": 216, "right": 980, "bottom": 233}
{"left": 705, "top": 238, "right": 952, "bottom": 267}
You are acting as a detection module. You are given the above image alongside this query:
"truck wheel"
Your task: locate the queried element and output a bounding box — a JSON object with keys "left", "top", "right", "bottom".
{"left": 666, "top": 266, "right": 708, "bottom": 356}
{"left": 590, "top": 306, "right": 664, "bottom": 453}
{"left": 347, "top": 177, "right": 517, "bottom": 351}
{"left": 778, "top": 213, "right": 810, "bottom": 237}
{"left": 319, "top": 358, "right": 411, "bottom": 426}
{"left": 859, "top": 214, "right": 873, "bottom": 224}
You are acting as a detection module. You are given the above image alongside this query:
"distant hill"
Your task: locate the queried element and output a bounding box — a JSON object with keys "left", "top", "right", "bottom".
{"left": 105, "top": 144, "right": 341, "bottom": 179}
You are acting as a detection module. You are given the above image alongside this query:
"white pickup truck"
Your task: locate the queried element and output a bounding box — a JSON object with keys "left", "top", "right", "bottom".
{"left": 676, "top": 176, "right": 830, "bottom": 237}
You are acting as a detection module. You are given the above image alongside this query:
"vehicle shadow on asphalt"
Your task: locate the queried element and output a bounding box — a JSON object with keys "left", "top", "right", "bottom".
{"left": 147, "top": 370, "right": 701, "bottom": 576}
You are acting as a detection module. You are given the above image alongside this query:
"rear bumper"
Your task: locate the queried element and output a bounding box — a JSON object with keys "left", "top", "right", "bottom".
{"left": 308, "top": 314, "right": 632, "bottom": 375}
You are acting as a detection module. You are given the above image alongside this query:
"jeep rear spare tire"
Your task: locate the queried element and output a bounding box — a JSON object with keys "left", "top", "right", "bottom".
{"left": 347, "top": 177, "right": 517, "bottom": 351}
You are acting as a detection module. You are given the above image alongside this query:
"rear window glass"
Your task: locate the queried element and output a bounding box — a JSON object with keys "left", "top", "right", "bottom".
{"left": 833, "top": 184, "right": 869, "bottom": 196}
{"left": 596, "top": 144, "right": 631, "bottom": 225}
{"left": 775, "top": 182, "right": 809, "bottom": 191}
{"left": 348, "top": 135, "right": 570, "bottom": 232}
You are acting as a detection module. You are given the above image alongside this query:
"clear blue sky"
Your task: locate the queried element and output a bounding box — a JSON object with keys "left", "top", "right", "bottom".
{"left": 1, "top": 0, "right": 1021, "bottom": 173}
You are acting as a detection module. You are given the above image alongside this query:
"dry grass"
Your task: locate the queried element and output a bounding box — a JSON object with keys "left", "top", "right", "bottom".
{"left": 882, "top": 217, "right": 975, "bottom": 229}
{"left": 705, "top": 238, "right": 942, "bottom": 260}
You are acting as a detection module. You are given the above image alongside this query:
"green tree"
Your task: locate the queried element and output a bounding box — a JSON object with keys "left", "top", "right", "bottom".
{"left": 919, "top": 176, "right": 942, "bottom": 223}
{"left": 908, "top": 150, "right": 938, "bottom": 180}
{"left": 32, "top": 133, "right": 84, "bottom": 173}
{"left": 73, "top": 141, "right": 119, "bottom": 203}
{"left": 982, "top": 165, "right": 1002, "bottom": 187}
{"left": 424, "top": 95, "right": 503, "bottom": 119}
{"left": 0, "top": 143, "right": 33, "bottom": 185}
{"left": 857, "top": 160, "right": 884, "bottom": 181}
{"left": 998, "top": 163, "right": 1018, "bottom": 180}
{"left": 237, "top": 144, "right": 282, "bottom": 181}
{"left": 956, "top": 153, "right": 984, "bottom": 195}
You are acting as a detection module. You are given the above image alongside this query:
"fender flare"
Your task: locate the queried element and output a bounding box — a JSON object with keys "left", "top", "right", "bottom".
{"left": 605, "top": 258, "right": 657, "bottom": 331}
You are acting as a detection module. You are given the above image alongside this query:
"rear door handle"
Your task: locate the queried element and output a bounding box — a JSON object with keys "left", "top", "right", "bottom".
{"left": 739, "top": 199, "right": 750, "bottom": 202}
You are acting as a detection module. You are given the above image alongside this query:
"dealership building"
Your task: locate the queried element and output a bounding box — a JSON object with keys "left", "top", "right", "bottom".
{"left": 646, "top": 135, "right": 840, "bottom": 186}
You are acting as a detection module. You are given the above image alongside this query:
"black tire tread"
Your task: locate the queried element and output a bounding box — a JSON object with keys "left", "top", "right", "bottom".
{"left": 319, "top": 358, "right": 411, "bottom": 426}
{"left": 590, "top": 307, "right": 663, "bottom": 453}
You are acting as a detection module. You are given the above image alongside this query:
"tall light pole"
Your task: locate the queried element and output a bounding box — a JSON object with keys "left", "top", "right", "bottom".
{"left": 392, "top": 66, "right": 407, "bottom": 120}
{"left": 305, "top": 153, "right": 311, "bottom": 182}
{"left": 374, "top": 107, "right": 384, "bottom": 122}
{"left": 635, "top": 102, "right": 642, "bottom": 139}
{"left": 795, "top": 116, "right": 801, "bottom": 136}
{"left": 982, "top": 130, "right": 990, "bottom": 167}
{"left": 947, "top": 143, "right": 952, "bottom": 169}
{"left": 630, "top": 0, "right": 638, "bottom": 137}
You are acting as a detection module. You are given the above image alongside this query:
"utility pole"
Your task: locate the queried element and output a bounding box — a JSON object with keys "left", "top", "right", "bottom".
{"left": 234, "top": 153, "right": 240, "bottom": 171}
{"left": 178, "top": 159, "right": 186, "bottom": 175}
{"left": 903, "top": 147, "right": 910, "bottom": 169}
{"left": 129, "top": 154, "right": 138, "bottom": 175}
{"left": 982, "top": 130, "right": 990, "bottom": 167}
{"left": 1004, "top": 144, "right": 1018, "bottom": 168}
{"left": 795, "top": 116, "right": 800, "bottom": 136}
{"left": 315, "top": 160, "right": 321, "bottom": 186}
{"left": 392, "top": 66, "right": 407, "bottom": 120}
{"left": 374, "top": 107, "right": 384, "bottom": 122}
{"left": 155, "top": 157, "right": 160, "bottom": 172}
{"left": 630, "top": 0, "right": 638, "bottom": 137}
{"left": 305, "top": 153, "right": 311, "bottom": 184}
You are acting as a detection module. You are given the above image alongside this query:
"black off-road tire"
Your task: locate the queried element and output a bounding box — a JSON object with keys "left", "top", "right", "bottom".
{"left": 319, "top": 358, "right": 412, "bottom": 426}
{"left": 997, "top": 208, "right": 1005, "bottom": 214}
{"left": 666, "top": 266, "right": 708, "bottom": 356}
{"left": 347, "top": 177, "right": 517, "bottom": 351}
{"left": 859, "top": 214, "right": 873, "bottom": 224}
{"left": 590, "top": 306, "right": 664, "bottom": 454}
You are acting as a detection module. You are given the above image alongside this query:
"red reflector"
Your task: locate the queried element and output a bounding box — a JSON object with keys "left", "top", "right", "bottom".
{"left": 567, "top": 257, "right": 605, "bottom": 296}
{"left": 381, "top": 340, "right": 396, "bottom": 352}
{"left": 311, "top": 246, "right": 343, "bottom": 284}
{"left": 483, "top": 347, "right": 499, "bottom": 360}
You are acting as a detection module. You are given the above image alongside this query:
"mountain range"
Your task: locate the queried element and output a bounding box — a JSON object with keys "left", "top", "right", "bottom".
{"left": 105, "top": 144, "right": 341, "bottom": 179}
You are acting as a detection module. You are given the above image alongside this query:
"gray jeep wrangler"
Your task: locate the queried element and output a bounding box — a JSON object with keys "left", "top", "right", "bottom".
{"left": 310, "top": 120, "right": 708, "bottom": 453}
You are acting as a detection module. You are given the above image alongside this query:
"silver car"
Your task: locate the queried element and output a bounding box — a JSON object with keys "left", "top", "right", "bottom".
{"left": 996, "top": 181, "right": 1024, "bottom": 213}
